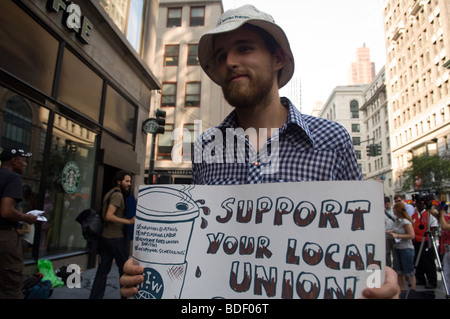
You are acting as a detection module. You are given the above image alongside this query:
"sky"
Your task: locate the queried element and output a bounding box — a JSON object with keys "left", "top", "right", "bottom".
{"left": 221, "top": 0, "right": 387, "bottom": 115}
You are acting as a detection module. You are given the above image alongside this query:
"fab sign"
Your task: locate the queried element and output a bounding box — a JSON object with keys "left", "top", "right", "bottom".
{"left": 47, "top": 0, "right": 93, "bottom": 44}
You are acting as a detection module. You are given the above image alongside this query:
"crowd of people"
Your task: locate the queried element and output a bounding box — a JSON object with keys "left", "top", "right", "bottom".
{"left": 385, "top": 193, "right": 450, "bottom": 297}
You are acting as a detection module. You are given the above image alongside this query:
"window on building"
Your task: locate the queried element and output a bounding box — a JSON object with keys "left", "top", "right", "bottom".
{"left": 185, "top": 82, "right": 201, "bottom": 107}
{"left": 157, "top": 124, "right": 174, "bottom": 160}
{"left": 190, "top": 7, "right": 205, "bottom": 26}
{"left": 182, "top": 123, "right": 197, "bottom": 162}
{"left": 126, "top": 0, "right": 144, "bottom": 53}
{"left": 161, "top": 83, "right": 177, "bottom": 107}
{"left": 100, "top": 0, "right": 144, "bottom": 53}
{"left": 167, "top": 7, "right": 182, "bottom": 27}
{"left": 350, "top": 100, "right": 359, "bottom": 118}
{"left": 187, "top": 44, "right": 200, "bottom": 66}
{"left": 351, "top": 124, "right": 360, "bottom": 132}
{"left": 164, "top": 45, "right": 179, "bottom": 66}
{"left": 352, "top": 136, "right": 361, "bottom": 146}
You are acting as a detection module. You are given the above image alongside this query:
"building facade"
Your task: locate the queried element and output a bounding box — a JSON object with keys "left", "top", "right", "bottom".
{"left": 149, "top": 0, "right": 233, "bottom": 184}
{"left": 383, "top": 0, "right": 450, "bottom": 199}
{"left": 361, "top": 66, "right": 395, "bottom": 198}
{"left": 318, "top": 85, "right": 368, "bottom": 176}
{"left": 0, "top": 0, "right": 159, "bottom": 266}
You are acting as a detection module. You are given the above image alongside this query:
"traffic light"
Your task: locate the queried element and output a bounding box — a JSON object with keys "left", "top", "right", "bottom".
{"left": 366, "top": 144, "right": 382, "bottom": 157}
{"left": 366, "top": 145, "right": 375, "bottom": 157}
{"left": 375, "top": 144, "right": 382, "bottom": 156}
{"left": 155, "top": 109, "right": 166, "bottom": 134}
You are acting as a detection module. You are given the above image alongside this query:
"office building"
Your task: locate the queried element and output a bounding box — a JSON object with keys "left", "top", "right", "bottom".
{"left": 149, "top": 0, "right": 233, "bottom": 183}
{"left": 318, "top": 85, "right": 368, "bottom": 175}
{"left": 361, "top": 67, "right": 395, "bottom": 197}
{"left": 383, "top": 0, "right": 450, "bottom": 198}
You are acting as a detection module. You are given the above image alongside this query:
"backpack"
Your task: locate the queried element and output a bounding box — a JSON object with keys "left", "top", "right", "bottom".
{"left": 75, "top": 190, "right": 120, "bottom": 241}
{"left": 22, "top": 273, "right": 53, "bottom": 299}
{"left": 76, "top": 208, "right": 103, "bottom": 241}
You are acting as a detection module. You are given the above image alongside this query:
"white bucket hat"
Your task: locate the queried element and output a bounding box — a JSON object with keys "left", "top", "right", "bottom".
{"left": 199, "top": 4, "right": 295, "bottom": 89}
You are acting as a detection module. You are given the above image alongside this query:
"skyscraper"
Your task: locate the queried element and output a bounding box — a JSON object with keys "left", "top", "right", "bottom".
{"left": 348, "top": 44, "right": 376, "bottom": 85}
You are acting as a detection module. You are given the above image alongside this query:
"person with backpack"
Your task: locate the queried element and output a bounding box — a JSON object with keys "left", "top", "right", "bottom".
{"left": 89, "top": 170, "right": 135, "bottom": 299}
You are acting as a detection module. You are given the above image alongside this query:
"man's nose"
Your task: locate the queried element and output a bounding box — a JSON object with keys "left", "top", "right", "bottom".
{"left": 225, "top": 51, "right": 239, "bottom": 68}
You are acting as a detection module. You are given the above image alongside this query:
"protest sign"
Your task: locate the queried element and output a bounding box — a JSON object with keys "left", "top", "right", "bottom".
{"left": 132, "top": 181, "right": 385, "bottom": 299}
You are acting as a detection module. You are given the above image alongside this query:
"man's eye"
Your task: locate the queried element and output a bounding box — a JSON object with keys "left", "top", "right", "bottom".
{"left": 216, "top": 53, "right": 227, "bottom": 63}
{"left": 239, "top": 46, "right": 252, "bottom": 53}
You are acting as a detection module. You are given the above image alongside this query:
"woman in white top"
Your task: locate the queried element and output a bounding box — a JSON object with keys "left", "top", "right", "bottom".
{"left": 386, "top": 201, "right": 416, "bottom": 292}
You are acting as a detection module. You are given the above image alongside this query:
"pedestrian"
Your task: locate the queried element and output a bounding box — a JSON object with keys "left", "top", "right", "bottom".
{"left": 394, "top": 194, "right": 415, "bottom": 217}
{"left": 0, "top": 147, "right": 37, "bottom": 299}
{"left": 119, "top": 4, "right": 399, "bottom": 299}
{"left": 385, "top": 196, "right": 396, "bottom": 267}
{"left": 387, "top": 202, "right": 416, "bottom": 293}
{"left": 89, "top": 170, "right": 135, "bottom": 299}
{"left": 412, "top": 198, "right": 439, "bottom": 289}
{"left": 431, "top": 203, "right": 450, "bottom": 290}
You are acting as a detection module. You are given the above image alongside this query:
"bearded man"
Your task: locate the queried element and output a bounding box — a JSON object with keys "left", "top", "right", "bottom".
{"left": 90, "top": 170, "right": 135, "bottom": 299}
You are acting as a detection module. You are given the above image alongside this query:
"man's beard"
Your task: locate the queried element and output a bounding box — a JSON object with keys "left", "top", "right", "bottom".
{"left": 222, "top": 72, "right": 274, "bottom": 108}
{"left": 119, "top": 183, "right": 131, "bottom": 198}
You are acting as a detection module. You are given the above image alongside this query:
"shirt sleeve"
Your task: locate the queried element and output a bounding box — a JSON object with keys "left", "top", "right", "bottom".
{"left": 109, "top": 192, "right": 123, "bottom": 208}
{"left": 1, "top": 172, "right": 23, "bottom": 202}
{"left": 337, "top": 136, "right": 363, "bottom": 181}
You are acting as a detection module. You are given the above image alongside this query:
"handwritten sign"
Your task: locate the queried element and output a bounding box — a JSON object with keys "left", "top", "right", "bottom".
{"left": 132, "top": 181, "right": 385, "bottom": 299}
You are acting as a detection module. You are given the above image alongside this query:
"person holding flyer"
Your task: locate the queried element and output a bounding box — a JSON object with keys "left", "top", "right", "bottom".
{"left": 120, "top": 4, "right": 400, "bottom": 299}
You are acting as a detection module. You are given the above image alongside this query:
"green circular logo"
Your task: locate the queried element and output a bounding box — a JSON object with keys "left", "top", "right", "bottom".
{"left": 62, "top": 161, "right": 81, "bottom": 194}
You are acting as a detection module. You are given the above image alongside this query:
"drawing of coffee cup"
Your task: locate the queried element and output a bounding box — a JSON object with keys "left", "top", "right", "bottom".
{"left": 133, "top": 186, "right": 199, "bottom": 298}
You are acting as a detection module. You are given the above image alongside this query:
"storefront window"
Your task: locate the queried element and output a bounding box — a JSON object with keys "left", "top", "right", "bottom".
{"left": 1, "top": 96, "right": 32, "bottom": 151}
{"left": 1, "top": 85, "right": 97, "bottom": 259}
{"left": 1, "top": 87, "right": 48, "bottom": 259}
{"left": 42, "top": 114, "right": 97, "bottom": 256}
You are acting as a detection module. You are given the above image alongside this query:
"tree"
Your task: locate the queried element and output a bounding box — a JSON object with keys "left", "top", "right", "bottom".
{"left": 401, "top": 154, "right": 450, "bottom": 195}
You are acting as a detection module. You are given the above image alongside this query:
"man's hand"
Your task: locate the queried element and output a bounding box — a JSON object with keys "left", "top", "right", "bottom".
{"left": 361, "top": 267, "right": 400, "bottom": 299}
{"left": 120, "top": 258, "right": 144, "bottom": 298}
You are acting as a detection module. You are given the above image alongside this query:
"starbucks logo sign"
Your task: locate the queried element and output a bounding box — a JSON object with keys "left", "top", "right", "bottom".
{"left": 62, "top": 161, "right": 81, "bottom": 194}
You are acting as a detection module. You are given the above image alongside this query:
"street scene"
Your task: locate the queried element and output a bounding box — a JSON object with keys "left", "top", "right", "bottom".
{"left": 0, "top": 0, "right": 449, "bottom": 303}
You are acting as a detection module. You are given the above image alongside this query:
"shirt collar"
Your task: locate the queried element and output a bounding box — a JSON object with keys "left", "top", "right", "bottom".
{"left": 218, "top": 97, "right": 315, "bottom": 147}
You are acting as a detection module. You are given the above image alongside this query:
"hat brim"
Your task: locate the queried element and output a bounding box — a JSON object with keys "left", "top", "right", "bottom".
{"left": 199, "top": 19, "right": 294, "bottom": 89}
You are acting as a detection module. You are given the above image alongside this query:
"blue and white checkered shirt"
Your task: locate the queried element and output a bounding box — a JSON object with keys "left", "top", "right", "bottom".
{"left": 192, "top": 98, "right": 362, "bottom": 185}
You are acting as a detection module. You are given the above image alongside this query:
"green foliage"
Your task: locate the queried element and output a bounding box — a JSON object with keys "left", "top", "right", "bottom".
{"left": 401, "top": 154, "right": 450, "bottom": 194}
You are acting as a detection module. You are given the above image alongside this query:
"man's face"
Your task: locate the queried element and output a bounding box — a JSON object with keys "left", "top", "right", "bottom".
{"left": 384, "top": 201, "right": 391, "bottom": 210}
{"left": 212, "top": 26, "right": 284, "bottom": 108}
{"left": 119, "top": 175, "right": 132, "bottom": 197}
{"left": 11, "top": 156, "right": 27, "bottom": 175}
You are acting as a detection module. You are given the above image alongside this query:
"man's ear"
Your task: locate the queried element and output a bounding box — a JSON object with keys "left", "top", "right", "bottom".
{"left": 273, "top": 48, "right": 286, "bottom": 72}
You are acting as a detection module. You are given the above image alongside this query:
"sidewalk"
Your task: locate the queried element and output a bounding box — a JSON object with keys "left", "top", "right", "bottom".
{"left": 49, "top": 264, "right": 121, "bottom": 299}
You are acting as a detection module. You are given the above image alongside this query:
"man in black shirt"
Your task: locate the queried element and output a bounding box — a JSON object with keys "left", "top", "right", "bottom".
{"left": 0, "top": 147, "right": 37, "bottom": 298}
